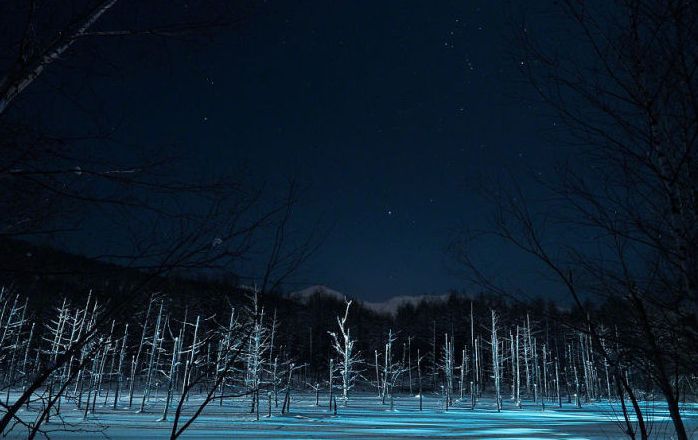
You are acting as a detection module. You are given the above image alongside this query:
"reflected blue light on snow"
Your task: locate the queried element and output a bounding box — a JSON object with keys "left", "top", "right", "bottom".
{"left": 9, "top": 392, "right": 697, "bottom": 439}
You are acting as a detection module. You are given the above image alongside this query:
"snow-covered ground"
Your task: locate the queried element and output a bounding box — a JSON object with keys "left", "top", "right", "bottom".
{"left": 6, "top": 392, "right": 698, "bottom": 439}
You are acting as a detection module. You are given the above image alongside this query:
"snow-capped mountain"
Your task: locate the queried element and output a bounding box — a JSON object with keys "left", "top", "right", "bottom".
{"left": 290, "top": 285, "right": 347, "bottom": 302}
{"left": 290, "top": 285, "right": 451, "bottom": 316}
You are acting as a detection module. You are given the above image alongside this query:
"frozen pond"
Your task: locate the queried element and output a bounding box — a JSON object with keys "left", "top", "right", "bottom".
{"left": 5, "top": 392, "right": 698, "bottom": 438}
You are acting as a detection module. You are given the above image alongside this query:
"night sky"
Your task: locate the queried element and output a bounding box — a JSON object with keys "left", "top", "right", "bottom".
{"left": 44, "top": 1, "right": 567, "bottom": 301}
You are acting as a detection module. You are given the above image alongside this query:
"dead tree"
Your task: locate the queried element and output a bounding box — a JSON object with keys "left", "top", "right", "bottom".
{"left": 491, "top": 310, "right": 502, "bottom": 412}
{"left": 513, "top": 1, "right": 698, "bottom": 437}
{"left": 328, "top": 299, "right": 362, "bottom": 403}
{"left": 169, "top": 308, "right": 251, "bottom": 440}
{"left": 380, "top": 330, "right": 408, "bottom": 405}
{"left": 438, "top": 333, "right": 454, "bottom": 409}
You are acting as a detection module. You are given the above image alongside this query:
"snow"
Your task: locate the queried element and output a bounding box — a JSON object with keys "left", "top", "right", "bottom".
{"left": 7, "top": 392, "right": 697, "bottom": 439}
{"left": 290, "top": 285, "right": 347, "bottom": 303}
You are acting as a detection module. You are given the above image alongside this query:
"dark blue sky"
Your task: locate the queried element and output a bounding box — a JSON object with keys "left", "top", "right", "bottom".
{"left": 43, "top": 1, "right": 567, "bottom": 300}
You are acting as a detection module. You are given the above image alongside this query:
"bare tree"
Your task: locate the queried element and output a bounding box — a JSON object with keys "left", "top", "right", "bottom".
{"left": 517, "top": 1, "right": 697, "bottom": 437}
{"left": 168, "top": 307, "right": 251, "bottom": 439}
{"left": 328, "top": 299, "right": 362, "bottom": 403}
{"left": 452, "top": 1, "right": 696, "bottom": 438}
{"left": 491, "top": 310, "right": 502, "bottom": 412}
{"left": 437, "top": 333, "right": 454, "bottom": 409}
{"left": 378, "top": 330, "right": 408, "bottom": 405}
{"left": 0, "top": 0, "right": 259, "bottom": 246}
{"left": 0, "top": 1, "right": 254, "bottom": 116}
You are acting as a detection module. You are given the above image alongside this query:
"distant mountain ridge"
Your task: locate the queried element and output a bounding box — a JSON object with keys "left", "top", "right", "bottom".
{"left": 1, "top": 239, "right": 460, "bottom": 318}
{"left": 290, "top": 285, "right": 454, "bottom": 316}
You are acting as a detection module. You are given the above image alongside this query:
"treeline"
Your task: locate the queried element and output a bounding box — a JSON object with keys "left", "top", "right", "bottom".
{"left": 0, "top": 240, "right": 695, "bottom": 439}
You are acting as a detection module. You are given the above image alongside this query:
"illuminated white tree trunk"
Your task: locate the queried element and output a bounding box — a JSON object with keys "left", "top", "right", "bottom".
{"left": 555, "top": 357, "right": 562, "bottom": 408}
{"left": 328, "top": 300, "right": 360, "bottom": 403}
{"left": 113, "top": 325, "right": 128, "bottom": 409}
{"left": 129, "top": 297, "right": 154, "bottom": 409}
{"left": 510, "top": 330, "right": 516, "bottom": 401}
{"left": 439, "top": 334, "right": 454, "bottom": 409}
{"left": 491, "top": 310, "right": 502, "bottom": 412}
{"left": 160, "top": 336, "right": 180, "bottom": 422}
{"left": 515, "top": 326, "right": 521, "bottom": 406}
{"left": 140, "top": 301, "right": 163, "bottom": 413}
{"left": 459, "top": 348, "right": 466, "bottom": 400}
{"left": 246, "top": 297, "right": 267, "bottom": 413}
{"left": 374, "top": 350, "right": 381, "bottom": 397}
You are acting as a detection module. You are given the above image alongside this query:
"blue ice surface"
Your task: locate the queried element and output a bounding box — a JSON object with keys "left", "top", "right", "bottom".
{"left": 7, "top": 391, "right": 697, "bottom": 439}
